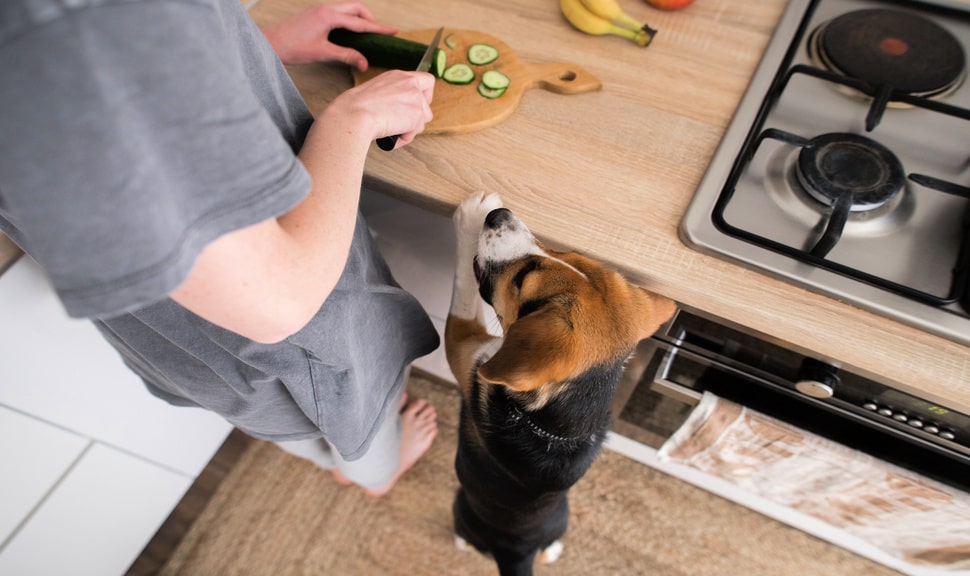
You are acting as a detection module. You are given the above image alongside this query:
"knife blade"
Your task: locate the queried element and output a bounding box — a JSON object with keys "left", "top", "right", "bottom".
{"left": 376, "top": 26, "right": 444, "bottom": 151}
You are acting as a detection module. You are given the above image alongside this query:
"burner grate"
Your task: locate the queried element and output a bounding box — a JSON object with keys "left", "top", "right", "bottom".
{"left": 713, "top": 51, "right": 970, "bottom": 308}
{"left": 715, "top": 124, "right": 970, "bottom": 307}
{"left": 806, "top": 7, "right": 968, "bottom": 130}
{"left": 784, "top": 63, "right": 970, "bottom": 130}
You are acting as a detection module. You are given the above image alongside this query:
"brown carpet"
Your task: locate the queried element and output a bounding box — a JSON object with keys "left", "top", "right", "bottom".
{"left": 157, "top": 374, "right": 901, "bottom": 576}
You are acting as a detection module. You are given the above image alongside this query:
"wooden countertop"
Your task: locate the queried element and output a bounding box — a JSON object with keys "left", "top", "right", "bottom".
{"left": 249, "top": 0, "right": 969, "bottom": 412}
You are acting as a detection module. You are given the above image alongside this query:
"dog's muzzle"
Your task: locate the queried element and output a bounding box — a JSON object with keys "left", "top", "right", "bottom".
{"left": 475, "top": 207, "right": 538, "bottom": 306}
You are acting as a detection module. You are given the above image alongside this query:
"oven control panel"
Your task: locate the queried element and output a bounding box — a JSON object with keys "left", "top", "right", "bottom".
{"left": 657, "top": 309, "right": 970, "bottom": 460}
{"left": 862, "top": 401, "right": 957, "bottom": 439}
{"left": 860, "top": 397, "right": 961, "bottom": 443}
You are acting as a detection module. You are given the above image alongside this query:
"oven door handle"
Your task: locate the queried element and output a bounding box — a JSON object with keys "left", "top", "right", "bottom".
{"left": 649, "top": 346, "right": 703, "bottom": 407}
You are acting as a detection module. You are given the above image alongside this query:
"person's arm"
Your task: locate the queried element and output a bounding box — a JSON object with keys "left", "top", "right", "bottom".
{"left": 170, "top": 5, "right": 434, "bottom": 344}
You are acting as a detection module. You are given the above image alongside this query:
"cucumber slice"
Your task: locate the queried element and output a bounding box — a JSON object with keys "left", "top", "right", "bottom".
{"left": 442, "top": 63, "right": 475, "bottom": 85}
{"left": 434, "top": 49, "right": 447, "bottom": 79}
{"left": 477, "top": 83, "right": 507, "bottom": 99}
{"left": 481, "top": 70, "right": 510, "bottom": 90}
{"left": 467, "top": 43, "right": 499, "bottom": 65}
{"left": 444, "top": 34, "right": 457, "bottom": 49}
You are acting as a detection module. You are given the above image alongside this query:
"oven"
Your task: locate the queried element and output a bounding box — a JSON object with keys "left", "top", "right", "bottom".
{"left": 611, "top": 308, "right": 970, "bottom": 494}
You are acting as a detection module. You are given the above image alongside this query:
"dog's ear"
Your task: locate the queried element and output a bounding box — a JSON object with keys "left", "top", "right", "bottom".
{"left": 477, "top": 311, "right": 576, "bottom": 392}
{"left": 633, "top": 288, "right": 676, "bottom": 341}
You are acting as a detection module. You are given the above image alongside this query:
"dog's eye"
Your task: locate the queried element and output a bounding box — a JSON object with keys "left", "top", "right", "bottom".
{"left": 517, "top": 298, "right": 548, "bottom": 319}
{"left": 512, "top": 260, "right": 540, "bottom": 290}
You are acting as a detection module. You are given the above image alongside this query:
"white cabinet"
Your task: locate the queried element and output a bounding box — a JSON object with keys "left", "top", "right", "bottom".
{"left": 0, "top": 407, "right": 87, "bottom": 545}
{"left": 360, "top": 188, "right": 500, "bottom": 383}
{"left": 361, "top": 190, "right": 458, "bottom": 382}
{"left": 0, "top": 258, "right": 231, "bottom": 574}
{"left": 0, "top": 258, "right": 230, "bottom": 478}
{"left": 0, "top": 444, "right": 191, "bottom": 576}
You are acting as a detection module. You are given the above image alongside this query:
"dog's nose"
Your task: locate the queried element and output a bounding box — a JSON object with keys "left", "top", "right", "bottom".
{"left": 484, "top": 208, "right": 513, "bottom": 229}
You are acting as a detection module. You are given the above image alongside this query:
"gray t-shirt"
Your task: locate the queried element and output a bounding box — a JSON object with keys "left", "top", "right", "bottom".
{"left": 0, "top": 0, "right": 439, "bottom": 459}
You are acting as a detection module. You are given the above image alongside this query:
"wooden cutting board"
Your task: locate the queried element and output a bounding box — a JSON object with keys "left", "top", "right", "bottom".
{"left": 351, "top": 28, "right": 602, "bottom": 134}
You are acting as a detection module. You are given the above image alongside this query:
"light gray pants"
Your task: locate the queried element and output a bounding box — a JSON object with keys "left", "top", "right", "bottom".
{"left": 275, "top": 387, "right": 404, "bottom": 491}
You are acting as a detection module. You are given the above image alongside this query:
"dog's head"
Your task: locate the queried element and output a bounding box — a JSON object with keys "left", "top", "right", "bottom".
{"left": 474, "top": 207, "right": 675, "bottom": 400}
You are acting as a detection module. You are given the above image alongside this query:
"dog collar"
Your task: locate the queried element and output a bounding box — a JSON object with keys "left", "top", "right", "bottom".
{"left": 507, "top": 404, "right": 595, "bottom": 444}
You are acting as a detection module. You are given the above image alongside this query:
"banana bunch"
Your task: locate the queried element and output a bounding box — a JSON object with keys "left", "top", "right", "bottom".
{"left": 560, "top": 0, "right": 657, "bottom": 46}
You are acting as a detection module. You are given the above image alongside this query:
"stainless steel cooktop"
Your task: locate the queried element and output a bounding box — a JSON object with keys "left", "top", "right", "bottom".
{"left": 681, "top": 0, "right": 970, "bottom": 346}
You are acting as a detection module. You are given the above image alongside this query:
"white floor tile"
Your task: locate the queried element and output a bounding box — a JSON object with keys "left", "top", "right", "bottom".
{"left": 0, "top": 443, "right": 191, "bottom": 576}
{"left": 0, "top": 407, "right": 87, "bottom": 545}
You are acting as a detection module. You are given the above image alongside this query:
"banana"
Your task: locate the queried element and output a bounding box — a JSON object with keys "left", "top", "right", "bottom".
{"left": 579, "top": 0, "right": 654, "bottom": 35}
{"left": 560, "top": 0, "right": 655, "bottom": 46}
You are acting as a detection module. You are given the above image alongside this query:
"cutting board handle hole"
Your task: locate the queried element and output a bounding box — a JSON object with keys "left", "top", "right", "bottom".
{"left": 559, "top": 71, "right": 578, "bottom": 82}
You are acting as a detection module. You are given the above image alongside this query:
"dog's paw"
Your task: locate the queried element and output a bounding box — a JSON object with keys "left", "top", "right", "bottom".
{"left": 453, "top": 193, "right": 503, "bottom": 274}
{"left": 537, "top": 540, "right": 564, "bottom": 564}
{"left": 454, "top": 192, "right": 503, "bottom": 241}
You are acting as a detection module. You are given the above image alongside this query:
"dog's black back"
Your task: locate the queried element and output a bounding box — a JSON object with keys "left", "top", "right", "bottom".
{"left": 453, "top": 357, "right": 625, "bottom": 576}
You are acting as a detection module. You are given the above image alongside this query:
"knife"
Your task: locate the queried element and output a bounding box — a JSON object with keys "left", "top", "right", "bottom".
{"left": 376, "top": 26, "right": 444, "bottom": 151}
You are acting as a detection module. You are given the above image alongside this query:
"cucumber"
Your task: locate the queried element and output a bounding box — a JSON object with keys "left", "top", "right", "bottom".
{"left": 467, "top": 43, "right": 499, "bottom": 65}
{"left": 442, "top": 63, "right": 475, "bottom": 85}
{"left": 480, "top": 70, "right": 510, "bottom": 90}
{"left": 477, "top": 83, "right": 507, "bottom": 99}
{"left": 328, "top": 29, "right": 446, "bottom": 77}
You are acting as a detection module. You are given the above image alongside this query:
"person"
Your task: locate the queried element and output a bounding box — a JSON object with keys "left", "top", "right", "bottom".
{"left": 0, "top": 0, "right": 441, "bottom": 497}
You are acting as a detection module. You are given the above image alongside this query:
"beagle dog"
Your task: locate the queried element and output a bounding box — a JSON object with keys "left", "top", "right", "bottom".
{"left": 445, "top": 192, "right": 676, "bottom": 576}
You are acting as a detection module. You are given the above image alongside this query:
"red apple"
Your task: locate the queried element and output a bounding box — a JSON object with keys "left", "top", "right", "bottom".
{"left": 645, "top": 0, "right": 695, "bottom": 9}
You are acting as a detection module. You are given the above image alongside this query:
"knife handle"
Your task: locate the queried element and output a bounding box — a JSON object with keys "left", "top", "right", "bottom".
{"left": 376, "top": 134, "right": 399, "bottom": 151}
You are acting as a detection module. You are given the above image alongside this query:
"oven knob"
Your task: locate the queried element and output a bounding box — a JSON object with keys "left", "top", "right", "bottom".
{"left": 892, "top": 413, "right": 909, "bottom": 422}
{"left": 877, "top": 407, "right": 894, "bottom": 417}
{"left": 795, "top": 359, "right": 840, "bottom": 399}
{"left": 863, "top": 402, "right": 878, "bottom": 411}
{"left": 939, "top": 430, "right": 956, "bottom": 441}
{"left": 924, "top": 425, "right": 940, "bottom": 434}
{"left": 907, "top": 419, "right": 924, "bottom": 428}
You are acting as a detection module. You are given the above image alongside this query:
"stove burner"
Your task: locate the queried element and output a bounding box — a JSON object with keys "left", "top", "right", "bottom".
{"left": 796, "top": 132, "right": 905, "bottom": 212}
{"left": 812, "top": 9, "right": 966, "bottom": 97}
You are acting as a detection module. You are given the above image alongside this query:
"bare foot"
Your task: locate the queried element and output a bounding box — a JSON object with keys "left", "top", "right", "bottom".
{"left": 364, "top": 398, "right": 438, "bottom": 497}
{"left": 332, "top": 394, "right": 410, "bottom": 487}
{"left": 331, "top": 468, "right": 353, "bottom": 486}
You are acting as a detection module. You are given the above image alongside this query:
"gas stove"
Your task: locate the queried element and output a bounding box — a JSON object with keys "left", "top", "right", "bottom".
{"left": 681, "top": 0, "right": 970, "bottom": 346}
